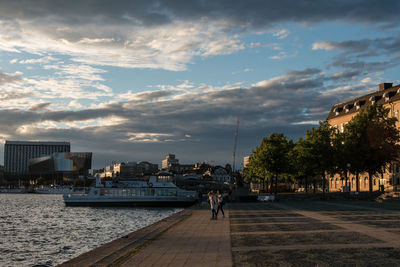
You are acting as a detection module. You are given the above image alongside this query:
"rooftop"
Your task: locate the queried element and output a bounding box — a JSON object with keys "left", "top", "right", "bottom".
{"left": 327, "top": 83, "right": 400, "bottom": 120}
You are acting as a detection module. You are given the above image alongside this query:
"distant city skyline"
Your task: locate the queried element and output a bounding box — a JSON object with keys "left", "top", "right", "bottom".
{"left": 0, "top": 1, "right": 400, "bottom": 168}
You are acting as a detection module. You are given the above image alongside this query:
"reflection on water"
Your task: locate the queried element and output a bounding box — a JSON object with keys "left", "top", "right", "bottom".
{"left": 0, "top": 194, "right": 181, "bottom": 267}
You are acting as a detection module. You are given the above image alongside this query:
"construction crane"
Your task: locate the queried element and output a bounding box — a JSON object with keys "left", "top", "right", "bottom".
{"left": 232, "top": 118, "right": 239, "bottom": 172}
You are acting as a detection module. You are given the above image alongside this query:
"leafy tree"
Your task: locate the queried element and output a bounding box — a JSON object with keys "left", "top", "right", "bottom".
{"left": 331, "top": 131, "right": 354, "bottom": 191}
{"left": 245, "top": 133, "right": 292, "bottom": 195}
{"left": 290, "top": 121, "right": 335, "bottom": 195}
{"left": 289, "top": 137, "right": 318, "bottom": 193}
{"left": 344, "top": 104, "right": 400, "bottom": 193}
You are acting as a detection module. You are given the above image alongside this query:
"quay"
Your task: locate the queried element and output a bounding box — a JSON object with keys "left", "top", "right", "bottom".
{"left": 60, "top": 199, "right": 400, "bottom": 266}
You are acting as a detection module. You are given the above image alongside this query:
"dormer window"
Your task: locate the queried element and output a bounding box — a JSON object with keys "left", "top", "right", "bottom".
{"left": 354, "top": 100, "right": 365, "bottom": 110}
{"left": 369, "top": 95, "right": 381, "bottom": 104}
{"left": 334, "top": 107, "right": 343, "bottom": 116}
{"left": 344, "top": 104, "right": 354, "bottom": 113}
{"left": 384, "top": 91, "right": 396, "bottom": 102}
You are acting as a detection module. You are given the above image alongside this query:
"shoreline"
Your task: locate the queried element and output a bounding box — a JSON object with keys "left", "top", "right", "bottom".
{"left": 57, "top": 208, "right": 193, "bottom": 266}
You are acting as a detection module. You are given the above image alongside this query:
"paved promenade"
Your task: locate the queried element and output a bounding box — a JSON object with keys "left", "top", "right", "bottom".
{"left": 60, "top": 199, "right": 400, "bottom": 266}
{"left": 120, "top": 209, "right": 232, "bottom": 267}
{"left": 230, "top": 200, "right": 400, "bottom": 266}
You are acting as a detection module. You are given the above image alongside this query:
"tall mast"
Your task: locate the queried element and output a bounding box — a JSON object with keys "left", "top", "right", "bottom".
{"left": 232, "top": 118, "right": 239, "bottom": 172}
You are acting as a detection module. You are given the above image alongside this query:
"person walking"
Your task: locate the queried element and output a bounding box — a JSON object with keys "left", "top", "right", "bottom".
{"left": 216, "top": 190, "right": 225, "bottom": 218}
{"left": 208, "top": 190, "right": 217, "bottom": 220}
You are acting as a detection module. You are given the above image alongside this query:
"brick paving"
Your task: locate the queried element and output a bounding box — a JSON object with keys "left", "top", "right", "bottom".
{"left": 120, "top": 209, "right": 232, "bottom": 267}
{"left": 230, "top": 201, "right": 400, "bottom": 266}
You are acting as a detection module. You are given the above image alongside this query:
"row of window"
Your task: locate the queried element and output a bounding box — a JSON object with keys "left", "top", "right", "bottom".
{"left": 98, "top": 188, "right": 178, "bottom": 197}
{"left": 330, "top": 177, "right": 386, "bottom": 188}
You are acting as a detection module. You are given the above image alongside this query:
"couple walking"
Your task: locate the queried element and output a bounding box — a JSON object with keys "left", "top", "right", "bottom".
{"left": 208, "top": 190, "right": 225, "bottom": 220}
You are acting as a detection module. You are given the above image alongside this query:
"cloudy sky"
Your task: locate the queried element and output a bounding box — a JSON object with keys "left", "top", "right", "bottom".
{"left": 1, "top": 1, "right": 400, "bottom": 169}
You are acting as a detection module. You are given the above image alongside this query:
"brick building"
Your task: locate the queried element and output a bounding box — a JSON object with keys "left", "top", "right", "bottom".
{"left": 327, "top": 83, "right": 400, "bottom": 192}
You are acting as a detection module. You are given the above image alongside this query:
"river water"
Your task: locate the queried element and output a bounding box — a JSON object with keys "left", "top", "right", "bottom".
{"left": 0, "top": 194, "right": 181, "bottom": 267}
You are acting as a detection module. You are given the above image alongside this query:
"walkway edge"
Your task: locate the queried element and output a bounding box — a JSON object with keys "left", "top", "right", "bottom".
{"left": 58, "top": 209, "right": 194, "bottom": 267}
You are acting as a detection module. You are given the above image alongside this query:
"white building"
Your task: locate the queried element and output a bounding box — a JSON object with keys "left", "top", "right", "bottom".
{"left": 162, "top": 154, "right": 179, "bottom": 169}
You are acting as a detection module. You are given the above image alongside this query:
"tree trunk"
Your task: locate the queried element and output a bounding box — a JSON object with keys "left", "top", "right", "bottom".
{"left": 313, "top": 178, "right": 316, "bottom": 194}
{"left": 305, "top": 177, "right": 309, "bottom": 193}
{"left": 344, "top": 171, "right": 348, "bottom": 192}
{"left": 262, "top": 178, "right": 265, "bottom": 193}
{"left": 322, "top": 173, "right": 326, "bottom": 198}
{"left": 356, "top": 171, "right": 360, "bottom": 192}
{"left": 274, "top": 174, "right": 278, "bottom": 196}
{"left": 368, "top": 172, "right": 373, "bottom": 193}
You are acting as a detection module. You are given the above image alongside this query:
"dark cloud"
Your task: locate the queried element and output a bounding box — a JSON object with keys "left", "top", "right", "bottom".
{"left": 29, "top": 102, "right": 51, "bottom": 111}
{"left": 0, "top": 0, "right": 399, "bottom": 29}
{"left": 313, "top": 37, "right": 400, "bottom": 75}
{"left": 0, "top": 67, "right": 370, "bottom": 168}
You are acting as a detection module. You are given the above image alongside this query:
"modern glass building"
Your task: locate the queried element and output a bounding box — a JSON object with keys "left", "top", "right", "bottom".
{"left": 4, "top": 141, "right": 70, "bottom": 174}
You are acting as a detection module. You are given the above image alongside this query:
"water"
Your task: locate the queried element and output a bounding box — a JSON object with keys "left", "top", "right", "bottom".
{"left": 0, "top": 194, "right": 181, "bottom": 267}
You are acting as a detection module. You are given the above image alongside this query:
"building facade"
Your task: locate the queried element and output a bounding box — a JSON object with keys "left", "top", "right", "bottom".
{"left": 162, "top": 154, "right": 179, "bottom": 169}
{"left": 327, "top": 83, "right": 400, "bottom": 192}
{"left": 4, "top": 141, "right": 70, "bottom": 174}
{"left": 28, "top": 152, "right": 92, "bottom": 177}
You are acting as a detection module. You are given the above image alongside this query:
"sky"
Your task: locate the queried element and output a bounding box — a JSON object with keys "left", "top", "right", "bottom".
{"left": 1, "top": 0, "right": 400, "bottom": 169}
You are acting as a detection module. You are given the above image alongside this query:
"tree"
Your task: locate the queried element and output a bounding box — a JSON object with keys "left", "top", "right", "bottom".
{"left": 290, "top": 121, "right": 335, "bottom": 195}
{"left": 246, "top": 133, "right": 292, "bottom": 196}
{"left": 289, "top": 137, "right": 318, "bottom": 193}
{"left": 344, "top": 104, "right": 400, "bottom": 193}
{"left": 244, "top": 144, "right": 273, "bottom": 193}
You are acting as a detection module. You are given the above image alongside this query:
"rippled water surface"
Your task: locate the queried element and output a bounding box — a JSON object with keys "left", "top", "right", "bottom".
{"left": 0, "top": 194, "right": 181, "bottom": 267}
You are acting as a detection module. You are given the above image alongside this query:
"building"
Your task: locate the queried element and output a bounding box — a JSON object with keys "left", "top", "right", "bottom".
{"left": 4, "top": 141, "right": 70, "bottom": 175}
{"left": 28, "top": 152, "right": 92, "bottom": 177}
{"left": 0, "top": 165, "right": 4, "bottom": 186}
{"left": 327, "top": 82, "right": 400, "bottom": 192}
{"left": 161, "top": 154, "right": 194, "bottom": 173}
{"left": 162, "top": 154, "right": 179, "bottom": 169}
{"left": 101, "top": 161, "right": 159, "bottom": 179}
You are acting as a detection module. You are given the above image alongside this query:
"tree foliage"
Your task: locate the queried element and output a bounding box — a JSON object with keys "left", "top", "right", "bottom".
{"left": 343, "top": 104, "right": 400, "bottom": 192}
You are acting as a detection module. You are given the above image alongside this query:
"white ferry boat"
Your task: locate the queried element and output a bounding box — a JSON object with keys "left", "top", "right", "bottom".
{"left": 63, "top": 176, "right": 197, "bottom": 207}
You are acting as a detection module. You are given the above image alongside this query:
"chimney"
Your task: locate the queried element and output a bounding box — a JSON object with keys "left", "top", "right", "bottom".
{"left": 379, "top": 83, "right": 393, "bottom": 91}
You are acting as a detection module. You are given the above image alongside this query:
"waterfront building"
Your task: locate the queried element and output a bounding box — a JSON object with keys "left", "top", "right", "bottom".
{"left": 101, "top": 161, "right": 158, "bottom": 179}
{"left": 204, "top": 166, "right": 231, "bottom": 183}
{"left": 162, "top": 154, "right": 179, "bottom": 169}
{"left": 4, "top": 141, "right": 70, "bottom": 175}
{"left": 161, "top": 154, "right": 194, "bottom": 174}
{"left": 0, "top": 165, "right": 4, "bottom": 186}
{"left": 327, "top": 82, "right": 400, "bottom": 192}
{"left": 28, "top": 152, "right": 92, "bottom": 177}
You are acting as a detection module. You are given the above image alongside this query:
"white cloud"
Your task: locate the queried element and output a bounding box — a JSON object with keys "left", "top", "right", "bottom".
{"left": 269, "top": 51, "right": 298, "bottom": 60}
{"left": 126, "top": 132, "right": 175, "bottom": 143}
{"left": 361, "top": 77, "right": 373, "bottom": 83}
{"left": 0, "top": 18, "right": 245, "bottom": 71}
{"left": 68, "top": 100, "right": 83, "bottom": 109}
{"left": 273, "top": 29, "right": 290, "bottom": 39}
{"left": 19, "top": 56, "right": 58, "bottom": 64}
{"left": 312, "top": 41, "right": 338, "bottom": 51}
